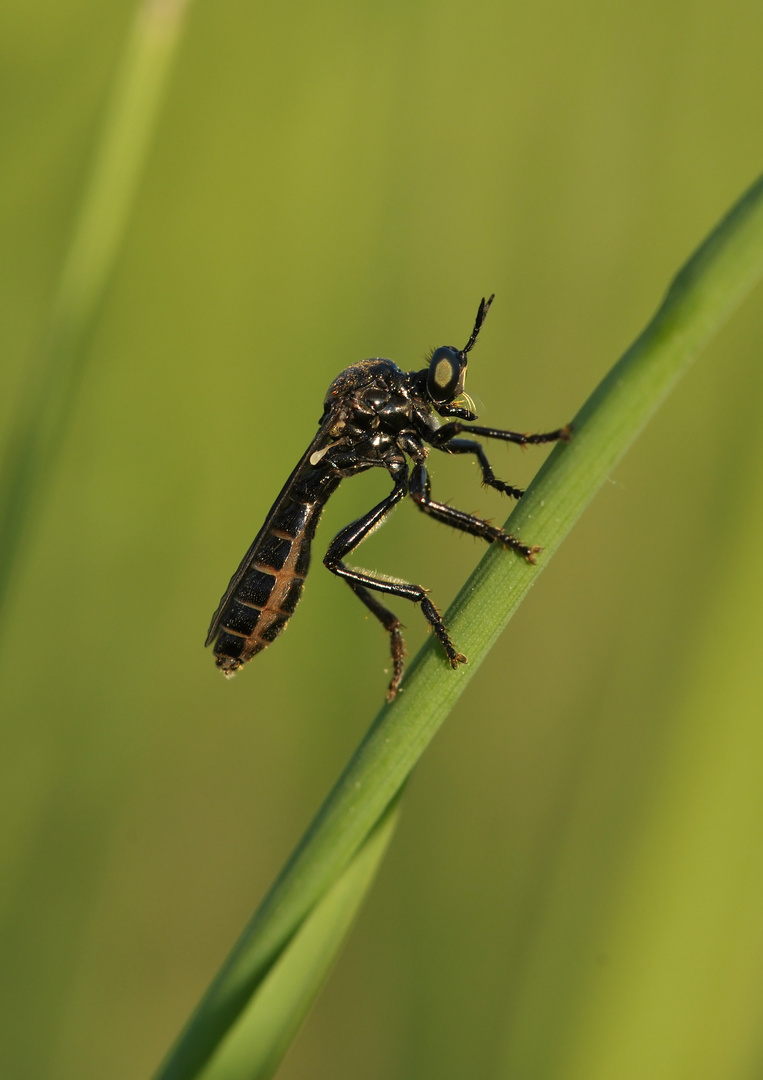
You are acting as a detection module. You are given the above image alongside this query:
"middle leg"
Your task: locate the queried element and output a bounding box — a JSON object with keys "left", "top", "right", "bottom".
{"left": 436, "top": 436, "right": 525, "bottom": 499}
{"left": 409, "top": 461, "right": 540, "bottom": 562}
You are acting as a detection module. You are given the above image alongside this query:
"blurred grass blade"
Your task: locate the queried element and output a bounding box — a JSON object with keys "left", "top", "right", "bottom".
{"left": 558, "top": 461, "right": 763, "bottom": 1077}
{"left": 193, "top": 798, "right": 400, "bottom": 1080}
{"left": 0, "top": 0, "right": 191, "bottom": 619}
{"left": 155, "top": 175, "right": 763, "bottom": 1080}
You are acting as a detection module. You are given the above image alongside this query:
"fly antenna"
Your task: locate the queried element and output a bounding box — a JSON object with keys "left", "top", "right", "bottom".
{"left": 462, "top": 294, "right": 495, "bottom": 355}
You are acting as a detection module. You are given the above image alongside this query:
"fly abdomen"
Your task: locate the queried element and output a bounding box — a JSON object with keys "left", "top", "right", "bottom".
{"left": 212, "top": 488, "right": 330, "bottom": 675}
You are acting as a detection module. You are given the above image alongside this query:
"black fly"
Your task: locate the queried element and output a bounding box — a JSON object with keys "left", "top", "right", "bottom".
{"left": 206, "top": 296, "right": 571, "bottom": 700}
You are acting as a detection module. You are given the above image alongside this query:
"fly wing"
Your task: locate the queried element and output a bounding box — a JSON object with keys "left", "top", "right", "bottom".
{"left": 205, "top": 407, "right": 340, "bottom": 646}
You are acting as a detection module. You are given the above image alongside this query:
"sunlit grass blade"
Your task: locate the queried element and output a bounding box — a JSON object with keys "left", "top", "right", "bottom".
{"left": 188, "top": 798, "right": 400, "bottom": 1080}
{"left": 0, "top": 0, "right": 191, "bottom": 620}
{"left": 155, "top": 174, "right": 763, "bottom": 1080}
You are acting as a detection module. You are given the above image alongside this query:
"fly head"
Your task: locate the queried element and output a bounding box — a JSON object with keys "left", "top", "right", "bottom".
{"left": 425, "top": 294, "right": 494, "bottom": 404}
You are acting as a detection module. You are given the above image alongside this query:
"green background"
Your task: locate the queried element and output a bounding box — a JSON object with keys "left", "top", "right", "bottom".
{"left": 2, "top": 2, "right": 763, "bottom": 1078}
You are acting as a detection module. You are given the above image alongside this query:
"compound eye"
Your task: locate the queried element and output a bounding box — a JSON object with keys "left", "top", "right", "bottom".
{"left": 427, "top": 347, "right": 465, "bottom": 403}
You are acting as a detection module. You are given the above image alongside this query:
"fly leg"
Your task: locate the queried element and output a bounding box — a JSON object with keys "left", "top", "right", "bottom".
{"left": 323, "top": 463, "right": 466, "bottom": 699}
{"left": 431, "top": 421, "right": 572, "bottom": 449}
{"left": 435, "top": 437, "right": 526, "bottom": 499}
{"left": 409, "top": 461, "right": 541, "bottom": 562}
{"left": 345, "top": 582, "right": 406, "bottom": 701}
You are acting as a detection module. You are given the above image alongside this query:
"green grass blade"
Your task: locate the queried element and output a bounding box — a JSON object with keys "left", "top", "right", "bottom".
{"left": 155, "top": 174, "right": 763, "bottom": 1080}
{"left": 0, "top": 0, "right": 191, "bottom": 618}
{"left": 193, "top": 798, "right": 400, "bottom": 1080}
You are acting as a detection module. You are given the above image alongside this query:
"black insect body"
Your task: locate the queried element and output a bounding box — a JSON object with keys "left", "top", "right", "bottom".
{"left": 206, "top": 296, "right": 570, "bottom": 700}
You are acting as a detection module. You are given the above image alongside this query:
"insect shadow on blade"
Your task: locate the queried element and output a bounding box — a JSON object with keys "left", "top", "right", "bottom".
{"left": 206, "top": 296, "right": 572, "bottom": 701}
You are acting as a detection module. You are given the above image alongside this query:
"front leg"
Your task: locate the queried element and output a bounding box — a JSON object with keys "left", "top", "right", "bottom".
{"left": 431, "top": 421, "right": 572, "bottom": 448}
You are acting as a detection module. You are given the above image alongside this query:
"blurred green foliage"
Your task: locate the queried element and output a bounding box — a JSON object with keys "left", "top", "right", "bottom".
{"left": 2, "top": 2, "right": 763, "bottom": 1079}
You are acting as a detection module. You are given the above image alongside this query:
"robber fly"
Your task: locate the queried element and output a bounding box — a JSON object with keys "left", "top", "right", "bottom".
{"left": 206, "top": 296, "right": 570, "bottom": 700}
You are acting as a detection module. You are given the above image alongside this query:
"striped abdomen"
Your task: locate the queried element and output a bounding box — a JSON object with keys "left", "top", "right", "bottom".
{"left": 210, "top": 473, "right": 338, "bottom": 675}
